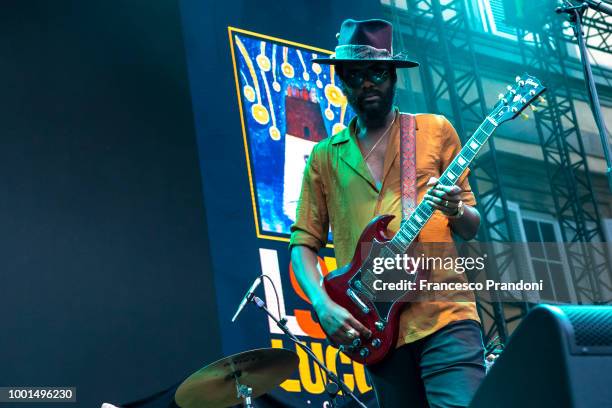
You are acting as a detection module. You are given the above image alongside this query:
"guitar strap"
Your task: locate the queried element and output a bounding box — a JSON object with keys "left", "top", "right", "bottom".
{"left": 399, "top": 113, "right": 417, "bottom": 221}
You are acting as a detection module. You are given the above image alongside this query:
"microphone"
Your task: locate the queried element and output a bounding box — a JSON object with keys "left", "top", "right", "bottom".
{"left": 231, "top": 276, "right": 262, "bottom": 322}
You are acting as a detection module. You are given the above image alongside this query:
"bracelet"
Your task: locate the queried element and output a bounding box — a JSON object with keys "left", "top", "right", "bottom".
{"left": 447, "top": 200, "right": 465, "bottom": 219}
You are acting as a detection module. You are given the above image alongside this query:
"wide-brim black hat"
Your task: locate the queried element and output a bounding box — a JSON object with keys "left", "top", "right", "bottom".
{"left": 312, "top": 19, "right": 419, "bottom": 68}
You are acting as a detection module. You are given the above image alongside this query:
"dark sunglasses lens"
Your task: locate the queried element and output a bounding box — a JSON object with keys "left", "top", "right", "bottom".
{"left": 370, "top": 68, "right": 389, "bottom": 84}
{"left": 344, "top": 72, "right": 364, "bottom": 88}
{"left": 342, "top": 67, "right": 389, "bottom": 87}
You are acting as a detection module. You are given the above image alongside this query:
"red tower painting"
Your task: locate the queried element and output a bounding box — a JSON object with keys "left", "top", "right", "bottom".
{"left": 284, "top": 85, "right": 327, "bottom": 142}
{"left": 283, "top": 84, "right": 328, "bottom": 223}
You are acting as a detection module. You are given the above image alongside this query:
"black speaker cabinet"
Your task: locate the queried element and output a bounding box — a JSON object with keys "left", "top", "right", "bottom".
{"left": 470, "top": 304, "right": 612, "bottom": 408}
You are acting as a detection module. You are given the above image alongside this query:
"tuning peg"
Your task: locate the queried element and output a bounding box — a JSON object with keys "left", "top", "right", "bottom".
{"left": 518, "top": 80, "right": 525, "bottom": 87}
{"left": 529, "top": 105, "right": 538, "bottom": 112}
{"left": 515, "top": 75, "right": 521, "bottom": 83}
{"left": 498, "top": 93, "right": 505, "bottom": 99}
{"left": 511, "top": 107, "right": 519, "bottom": 113}
{"left": 520, "top": 113, "right": 529, "bottom": 120}
{"left": 529, "top": 89, "right": 536, "bottom": 96}
{"left": 507, "top": 85, "right": 517, "bottom": 94}
{"left": 538, "top": 96, "right": 547, "bottom": 106}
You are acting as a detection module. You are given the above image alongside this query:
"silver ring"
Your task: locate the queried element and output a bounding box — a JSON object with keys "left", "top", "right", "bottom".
{"left": 445, "top": 200, "right": 449, "bottom": 207}
{"left": 346, "top": 329, "right": 357, "bottom": 339}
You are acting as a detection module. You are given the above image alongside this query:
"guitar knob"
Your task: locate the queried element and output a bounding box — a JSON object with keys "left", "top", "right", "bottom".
{"left": 359, "top": 348, "right": 370, "bottom": 358}
{"left": 375, "top": 321, "right": 386, "bottom": 331}
{"left": 371, "top": 338, "right": 382, "bottom": 348}
{"left": 352, "top": 338, "right": 361, "bottom": 348}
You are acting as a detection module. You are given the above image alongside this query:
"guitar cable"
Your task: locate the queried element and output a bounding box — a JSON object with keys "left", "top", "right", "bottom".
{"left": 259, "top": 274, "right": 282, "bottom": 323}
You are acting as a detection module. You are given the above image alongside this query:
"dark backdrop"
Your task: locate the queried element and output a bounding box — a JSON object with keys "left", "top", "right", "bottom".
{"left": 0, "top": 1, "right": 221, "bottom": 407}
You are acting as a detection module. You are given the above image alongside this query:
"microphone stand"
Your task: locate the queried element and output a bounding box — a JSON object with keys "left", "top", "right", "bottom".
{"left": 249, "top": 294, "right": 368, "bottom": 408}
{"left": 556, "top": 1, "right": 612, "bottom": 193}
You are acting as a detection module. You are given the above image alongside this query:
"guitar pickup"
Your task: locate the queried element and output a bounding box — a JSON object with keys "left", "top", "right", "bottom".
{"left": 346, "top": 288, "right": 370, "bottom": 315}
{"left": 353, "top": 279, "right": 374, "bottom": 301}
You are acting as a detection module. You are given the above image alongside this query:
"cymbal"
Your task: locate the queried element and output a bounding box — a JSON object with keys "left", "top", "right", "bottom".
{"left": 175, "top": 348, "right": 299, "bottom": 408}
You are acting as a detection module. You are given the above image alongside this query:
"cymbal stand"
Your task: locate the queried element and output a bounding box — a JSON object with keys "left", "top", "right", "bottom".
{"left": 234, "top": 373, "right": 253, "bottom": 408}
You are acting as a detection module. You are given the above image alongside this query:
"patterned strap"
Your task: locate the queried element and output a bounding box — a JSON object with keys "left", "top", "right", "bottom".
{"left": 399, "top": 113, "right": 417, "bottom": 221}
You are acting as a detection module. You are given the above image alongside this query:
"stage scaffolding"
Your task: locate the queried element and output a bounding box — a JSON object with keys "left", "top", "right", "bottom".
{"left": 383, "top": 0, "right": 612, "bottom": 344}
{"left": 516, "top": 18, "right": 612, "bottom": 304}
{"left": 562, "top": 8, "right": 612, "bottom": 54}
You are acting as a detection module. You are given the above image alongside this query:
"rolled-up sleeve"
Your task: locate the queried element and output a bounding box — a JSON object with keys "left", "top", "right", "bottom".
{"left": 289, "top": 146, "right": 329, "bottom": 252}
{"left": 439, "top": 117, "right": 477, "bottom": 207}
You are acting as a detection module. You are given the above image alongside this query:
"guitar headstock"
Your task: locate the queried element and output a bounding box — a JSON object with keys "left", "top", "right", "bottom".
{"left": 489, "top": 73, "right": 546, "bottom": 124}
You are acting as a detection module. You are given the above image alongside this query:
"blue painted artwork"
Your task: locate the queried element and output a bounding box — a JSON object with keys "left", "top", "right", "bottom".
{"left": 231, "top": 32, "right": 355, "bottom": 241}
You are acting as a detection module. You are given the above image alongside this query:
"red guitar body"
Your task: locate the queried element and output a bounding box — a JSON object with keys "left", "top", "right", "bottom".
{"left": 322, "top": 214, "right": 428, "bottom": 365}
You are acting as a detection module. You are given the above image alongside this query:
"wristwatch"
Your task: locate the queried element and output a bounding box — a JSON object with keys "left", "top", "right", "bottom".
{"left": 447, "top": 200, "right": 465, "bottom": 219}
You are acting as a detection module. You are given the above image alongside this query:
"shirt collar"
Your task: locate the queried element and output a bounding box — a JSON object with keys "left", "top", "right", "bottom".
{"left": 330, "top": 107, "right": 416, "bottom": 145}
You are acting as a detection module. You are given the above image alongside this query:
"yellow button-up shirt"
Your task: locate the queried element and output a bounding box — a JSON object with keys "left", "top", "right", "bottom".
{"left": 290, "top": 111, "right": 480, "bottom": 345}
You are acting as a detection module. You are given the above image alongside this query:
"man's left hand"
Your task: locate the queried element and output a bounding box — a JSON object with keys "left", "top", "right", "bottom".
{"left": 424, "top": 176, "right": 461, "bottom": 217}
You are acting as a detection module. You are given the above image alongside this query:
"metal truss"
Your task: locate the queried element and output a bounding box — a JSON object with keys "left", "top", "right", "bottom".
{"left": 384, "top": 0, "right": 532, "bottom": 343}
{"left": 561, "top": 8, "right": 612, "bottom": 54}
{"left": 517, "top": 22, "right": 612, "bottom": 304}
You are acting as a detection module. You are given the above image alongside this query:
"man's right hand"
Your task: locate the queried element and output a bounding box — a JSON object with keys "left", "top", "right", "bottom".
{"left": 313, "top": 297, "right": 372, "bottom": 346}
{"left": 290, "top": 245, "right": 371, "bottom": 345}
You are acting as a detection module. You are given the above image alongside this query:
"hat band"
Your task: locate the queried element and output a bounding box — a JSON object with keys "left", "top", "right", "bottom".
{"left": 334, "top": 44, "right": 393, "bottom": 60}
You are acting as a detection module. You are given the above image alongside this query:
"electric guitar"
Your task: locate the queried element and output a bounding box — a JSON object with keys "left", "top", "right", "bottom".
{"left": 322, "top": 74, "right": 546, "bottom": 365}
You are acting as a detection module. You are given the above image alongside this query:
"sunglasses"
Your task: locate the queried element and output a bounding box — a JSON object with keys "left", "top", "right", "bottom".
{"left": 341, "top": 66, "right": 391, "bottom": 88}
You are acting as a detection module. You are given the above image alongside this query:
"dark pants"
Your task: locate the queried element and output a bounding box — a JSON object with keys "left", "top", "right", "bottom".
{"left": 367, "top": 319, "right": 486, "bottom": 408}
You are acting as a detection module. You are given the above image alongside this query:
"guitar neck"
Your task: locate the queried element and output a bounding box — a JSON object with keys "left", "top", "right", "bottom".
{"left": 389, "top": 116, "right": 499, "bottom": 254}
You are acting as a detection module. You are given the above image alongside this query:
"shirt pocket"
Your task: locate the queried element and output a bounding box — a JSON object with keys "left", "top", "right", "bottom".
{"left": 416, "top": 167, "right": 439, "bottom": 194}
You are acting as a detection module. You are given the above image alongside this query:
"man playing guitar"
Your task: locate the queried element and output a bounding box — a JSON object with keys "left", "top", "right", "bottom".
{"left": 290, "top": 19, "right": 486, "bottom": 407}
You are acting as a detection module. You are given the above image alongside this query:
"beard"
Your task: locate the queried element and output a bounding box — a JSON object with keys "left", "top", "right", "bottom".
{"left": 347, "top": 83, "right": 395, "bottom": 129}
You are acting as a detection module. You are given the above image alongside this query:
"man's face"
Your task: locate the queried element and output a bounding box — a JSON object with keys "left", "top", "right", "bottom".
{"left": 339, "top": 62, "right": 396, "bottom": 127}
